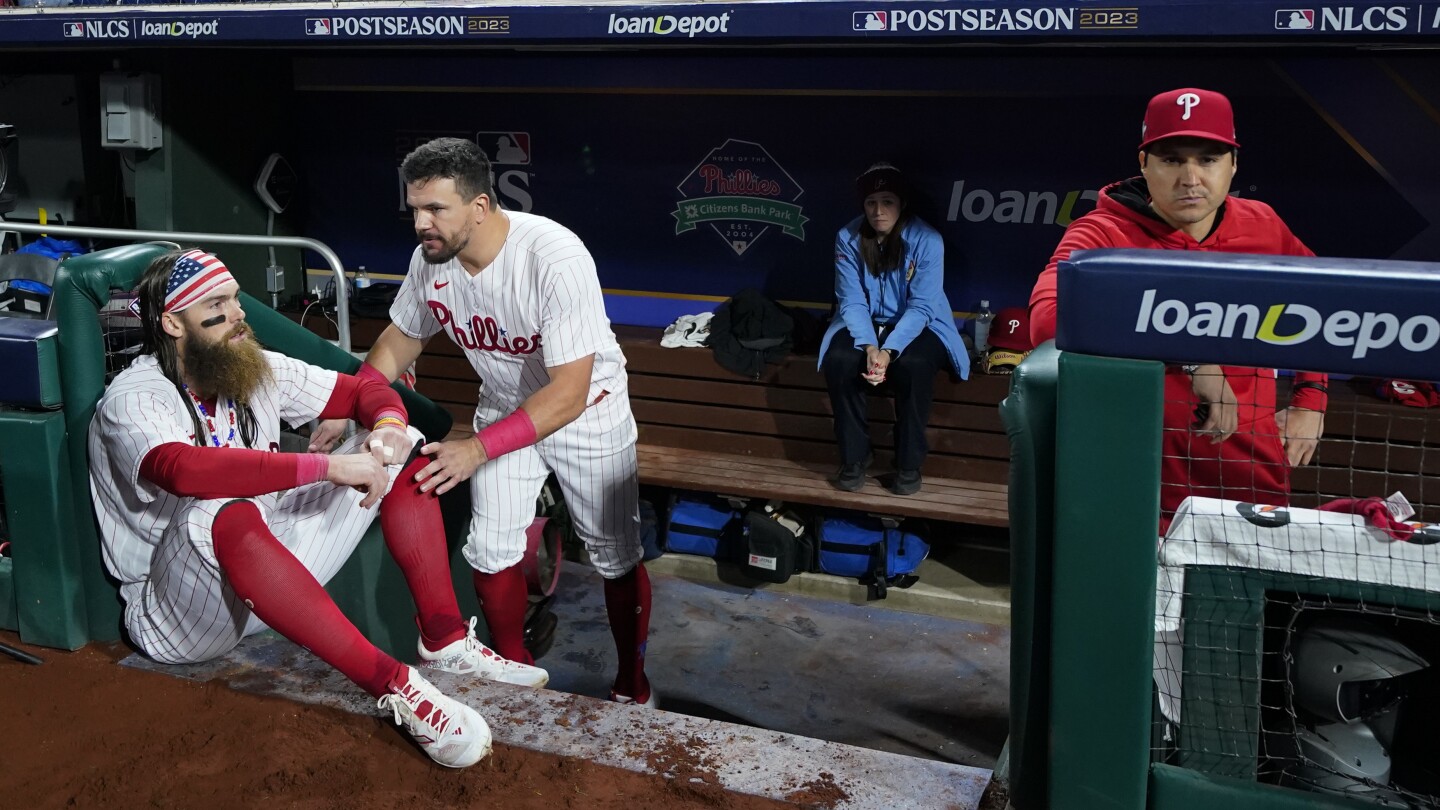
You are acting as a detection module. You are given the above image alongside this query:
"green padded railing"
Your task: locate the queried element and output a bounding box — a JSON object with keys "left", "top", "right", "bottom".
{"left": 999, "top": 341, "right": 1060, "bottom": 810}
{"left": 1049, "top": 352, "right": 1164, "bottom": 810}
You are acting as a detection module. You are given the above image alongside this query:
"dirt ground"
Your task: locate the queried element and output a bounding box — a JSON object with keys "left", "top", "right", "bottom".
{"left": 0, "top": 631, "right": 809, "bottom": 810}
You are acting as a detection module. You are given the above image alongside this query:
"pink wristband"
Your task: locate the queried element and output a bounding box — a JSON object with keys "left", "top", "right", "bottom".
{"left": 475, "top": 409, "right": 538, "bottom": 460}
{"left": 295, "top": 453, "right": 330, "bottom": 487}
{"left": 355, "top": 362, "right": 389, "bottom": 384}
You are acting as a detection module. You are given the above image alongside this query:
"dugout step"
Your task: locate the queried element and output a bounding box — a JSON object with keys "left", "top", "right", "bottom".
{"left": 122, "top": 631, "right": 994, "bottom": 810}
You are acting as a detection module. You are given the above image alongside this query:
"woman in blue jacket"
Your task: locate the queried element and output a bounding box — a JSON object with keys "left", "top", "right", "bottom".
{"left": 819, "top": 164, "right": 969, "bottom": 495}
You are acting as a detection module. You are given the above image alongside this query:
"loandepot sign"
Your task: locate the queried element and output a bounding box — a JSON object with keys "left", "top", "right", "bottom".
{"left": 1134, "top": 290, "right": 1440, "bottom": 360}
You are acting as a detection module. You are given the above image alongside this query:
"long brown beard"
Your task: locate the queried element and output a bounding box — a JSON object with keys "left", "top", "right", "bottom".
{"left": 182, "top": 323, "right": 271, "bottom": 403}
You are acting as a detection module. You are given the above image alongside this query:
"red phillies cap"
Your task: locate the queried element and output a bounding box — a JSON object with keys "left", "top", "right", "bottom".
{"left": 1139, "top": 88, "right": 1240, "bottom": 151}
{"left": 988, "top": 307, "right": 1033, "bottom": 352}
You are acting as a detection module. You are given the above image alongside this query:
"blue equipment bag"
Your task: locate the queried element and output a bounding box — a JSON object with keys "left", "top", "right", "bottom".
{"left": 816, "top": 513, "right": 930, "bottom": 600}
{"left": 663, "top": 493, "right": 747, "bottom": 560}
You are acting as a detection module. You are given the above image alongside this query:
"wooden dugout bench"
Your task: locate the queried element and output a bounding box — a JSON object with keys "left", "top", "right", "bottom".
{"left": 618, "top": 326, "right": 1011, "bottom": 528}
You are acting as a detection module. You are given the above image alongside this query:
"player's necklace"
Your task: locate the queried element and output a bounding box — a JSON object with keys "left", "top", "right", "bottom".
{"left": 183, "top": 385, "right": 237, "bottom": 448}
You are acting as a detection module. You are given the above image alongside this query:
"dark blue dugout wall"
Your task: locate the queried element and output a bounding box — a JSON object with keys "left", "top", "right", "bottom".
{"left": 293, "top": 51, "right": 1437, "bottom": 328}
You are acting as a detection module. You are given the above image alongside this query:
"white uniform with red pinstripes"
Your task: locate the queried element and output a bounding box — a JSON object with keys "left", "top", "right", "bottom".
{"left": 89, "top": 351, "right": 416, "bottom": 664}
{"left": 389, "top": 210, "right": 642, "bottom": 579}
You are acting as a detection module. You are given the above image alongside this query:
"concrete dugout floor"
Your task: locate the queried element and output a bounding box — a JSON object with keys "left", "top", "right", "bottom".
{"left": 549, "top": 551, "right": 1011, "bottom": 771}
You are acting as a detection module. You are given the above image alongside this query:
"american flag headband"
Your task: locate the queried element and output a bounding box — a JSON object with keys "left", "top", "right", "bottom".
{"left": 163, "top": 250, "right": 236, "bottom": 313}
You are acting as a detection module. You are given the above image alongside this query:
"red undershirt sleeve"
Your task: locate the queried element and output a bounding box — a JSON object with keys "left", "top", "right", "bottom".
{"left": 318, "top": 372, "right": 408, "bottom": 429}
{"left": 140, "top": 443, "right": 328, "bottom": 500}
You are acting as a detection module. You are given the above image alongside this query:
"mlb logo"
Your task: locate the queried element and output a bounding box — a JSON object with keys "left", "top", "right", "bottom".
{"left": 853, "top": 11, "right": 887, "bottom": 31}
{"left": 476, "top": 132, "right": 531, "bottom": 165}
{"left": 63, "top": 22, "right": 85, "bottom": 38}
{"left": 1275, "top": 9, "right": 1314, "bottom": 29}
{"left": 305, "top": 18, "right": 332, "bottom": 36}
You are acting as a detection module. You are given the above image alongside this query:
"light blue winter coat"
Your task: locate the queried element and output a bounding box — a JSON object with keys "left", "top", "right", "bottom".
{"left": 817, "top": 215, "right": 970, "bottom": 379}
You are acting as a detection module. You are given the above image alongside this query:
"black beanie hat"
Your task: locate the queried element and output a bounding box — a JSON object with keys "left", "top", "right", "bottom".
{"left": 856, "top": 162, "right": 907, "bottom": 202}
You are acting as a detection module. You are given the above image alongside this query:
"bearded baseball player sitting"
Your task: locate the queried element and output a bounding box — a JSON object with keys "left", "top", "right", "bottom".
{"left": 88, "top": 249, "right": 547, "bottom": 769}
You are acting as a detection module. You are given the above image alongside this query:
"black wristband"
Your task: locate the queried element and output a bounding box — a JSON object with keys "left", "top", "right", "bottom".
{"left": 1292, "top": 381, "right": 1329, "bottom": 395}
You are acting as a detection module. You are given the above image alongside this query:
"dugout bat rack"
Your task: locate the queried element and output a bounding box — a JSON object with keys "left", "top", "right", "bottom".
{"left": 1, "top": 0, "right": 1439, "bottom": 49}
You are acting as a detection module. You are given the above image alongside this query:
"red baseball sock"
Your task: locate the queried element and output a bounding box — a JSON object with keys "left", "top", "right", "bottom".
{"left": 212, "top": 501, "right": 400, "bottom": 698}
{"left": 603, "top": 563, "right": 652, "bottom": 701}
{"left": 381, "top": 454, "right": 465, "bottom": 650}
{"left": 472, "top": 564, "right": 531, "bottom": 664}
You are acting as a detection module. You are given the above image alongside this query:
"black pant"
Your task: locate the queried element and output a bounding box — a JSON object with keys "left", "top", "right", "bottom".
{"left": 821, "top": 327, "right": 946, "bottom": 472}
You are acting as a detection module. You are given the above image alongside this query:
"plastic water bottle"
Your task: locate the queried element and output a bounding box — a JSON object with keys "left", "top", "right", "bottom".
{"left": 354, "top": 265, "right": 371, "bottom": 289}
{"left": 973, "top": 300, "right": 995, "bottom": 355}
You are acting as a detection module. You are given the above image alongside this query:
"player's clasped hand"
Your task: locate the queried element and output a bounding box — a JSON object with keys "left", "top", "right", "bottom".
{"left": 366, "top": 425, "right": 414, "bottom": 467}
{"left": 326, "top": 452, "right": 390, "bottom": 509}
{"left": 415, "top": 437, "right": 489, "bottom": 495}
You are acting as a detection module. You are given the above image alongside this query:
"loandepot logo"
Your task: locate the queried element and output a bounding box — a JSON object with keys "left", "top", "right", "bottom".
{"left": 607, "top": 12, "right": 731, "bottom": 36}
{"left": 140, "top": 20, "right": 219, "bottom": 38}
{"left": 946, "top": 181, "right": 1099, "bottom": 226}
{"left": 1135, "top": 290, "right": 1440, "bottom": 359}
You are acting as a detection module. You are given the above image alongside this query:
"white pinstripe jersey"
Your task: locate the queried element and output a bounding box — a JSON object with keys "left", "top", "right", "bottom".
{"left": 390, "top": 211, "right": 627, "bottom": 413}
{"left": 88, "top": 351, "right": 339, "bottom": 590}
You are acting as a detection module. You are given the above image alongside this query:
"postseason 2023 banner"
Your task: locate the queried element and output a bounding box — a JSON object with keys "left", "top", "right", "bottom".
{"left": 24, "top": 2, "right": 1440, "bottom": 45}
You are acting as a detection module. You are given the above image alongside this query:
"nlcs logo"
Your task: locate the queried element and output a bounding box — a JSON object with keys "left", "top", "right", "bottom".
{"left": 853, "top": 11, "right": 887, "bottom": 30}
{"left": 64, "top": 22, "right": 85, "bottom": 38}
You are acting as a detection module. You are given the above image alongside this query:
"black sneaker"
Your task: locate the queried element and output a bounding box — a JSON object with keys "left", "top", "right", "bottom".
{"left": 889, "top": 470, "right": 922, "bottom": 496}
{"left": 522, "top": 596, "right": 559, "bottom": 661}
{"left": 833, "top": 461, "right": 866, "bottom": 492}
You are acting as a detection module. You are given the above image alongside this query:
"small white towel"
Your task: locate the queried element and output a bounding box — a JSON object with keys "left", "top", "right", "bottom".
{"left": 660, "top": 312, "right": 714, "bottom": 348}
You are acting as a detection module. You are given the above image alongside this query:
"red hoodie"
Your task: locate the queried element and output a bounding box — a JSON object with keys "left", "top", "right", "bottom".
{"left": 1030, "top": 177, "right": 1328, "bottom": 529}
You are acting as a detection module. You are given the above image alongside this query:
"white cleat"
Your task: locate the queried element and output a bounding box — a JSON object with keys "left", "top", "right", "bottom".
{"left": 377, "top": 666, "right": 492, "bottom": 769}
{"left": 419, "top": 616, "right": 550, "bottom": 688}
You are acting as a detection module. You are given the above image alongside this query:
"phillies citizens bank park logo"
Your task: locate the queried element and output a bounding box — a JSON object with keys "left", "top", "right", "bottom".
{"left": 673, "top": 139, "right": 808, "bottom": 256}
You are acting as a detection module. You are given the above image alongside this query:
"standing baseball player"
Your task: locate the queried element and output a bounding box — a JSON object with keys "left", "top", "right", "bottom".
{"left": 1029, "top": 87, "right": 1328, "bottom": 530}
{"left": 89, "top": 249, "right": 548, "bottom": 769}
{"left": 315, "top": 137, "right": 653, "bottom": 706}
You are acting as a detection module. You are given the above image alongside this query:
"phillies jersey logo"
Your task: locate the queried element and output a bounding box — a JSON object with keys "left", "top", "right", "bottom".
{"left": 428, "top": 300, "right": 542, "bottom": 355}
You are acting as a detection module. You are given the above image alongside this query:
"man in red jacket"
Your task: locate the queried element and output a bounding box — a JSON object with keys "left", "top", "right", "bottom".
{"left": 1029, "top": 87, "right": 1328, "bottom": 531}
